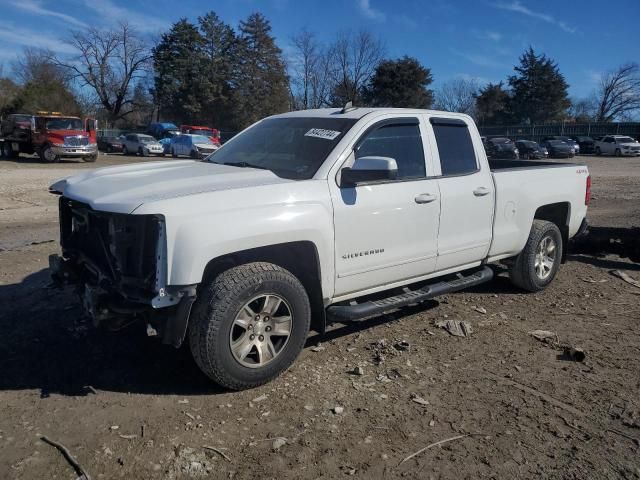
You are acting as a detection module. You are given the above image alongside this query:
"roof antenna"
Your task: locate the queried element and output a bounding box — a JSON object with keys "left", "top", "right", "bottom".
{"left": 340, "top": 101, "right": 357, "bottom": 114}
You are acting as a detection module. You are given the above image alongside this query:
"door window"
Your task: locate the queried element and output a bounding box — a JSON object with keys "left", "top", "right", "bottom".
{"left": 431, "top": 118, "right": 478, "bottom": 176}
{"left": 355, "top": 123, "right": 425, "bottom": 180}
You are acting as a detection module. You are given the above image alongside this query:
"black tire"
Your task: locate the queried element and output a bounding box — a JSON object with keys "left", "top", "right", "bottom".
{"left": 509, "top": 220, "right": 563, "bottom": 292}
{"left": 84, "top": 154, "right": 97, "bottom": 163}
{"left": 189, "top": 262, "right": 311, "bottom": 390}
{"left": 615, "top": 149, "right": 621, "bottom": 157}
{"left": 39, "top": 145, "right": 59, "bottom": 163}
{"left": 106, "top": 145, "right": 113, "bottom": 153}
{"left": 2, "top": 141, "right": 18, "bottom": 159}
{"left": 595, "top": 146, "right": 601, "bottom": 156}
{"left": 190, "top": 149, "right": 198, "bottom": 159}
{"left": 171, "top": 149, "right": 178, "bottom": 158}
{"left": 122, "top": 145, "right": 129, "bottom": 156}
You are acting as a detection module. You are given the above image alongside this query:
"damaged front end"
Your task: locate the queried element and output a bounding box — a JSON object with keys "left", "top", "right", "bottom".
{"left": 50, "top": 197, "right": 196, "bottom": 347}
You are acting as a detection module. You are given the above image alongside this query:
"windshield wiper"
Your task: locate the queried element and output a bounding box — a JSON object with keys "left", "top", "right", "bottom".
{"left": 222, "top": 161, "right": 270, "bottom": 170}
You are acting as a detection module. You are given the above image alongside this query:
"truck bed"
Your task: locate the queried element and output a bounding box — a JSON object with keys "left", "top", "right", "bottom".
{"left": 489, "top": 159, "right": 579, "bottom": 171}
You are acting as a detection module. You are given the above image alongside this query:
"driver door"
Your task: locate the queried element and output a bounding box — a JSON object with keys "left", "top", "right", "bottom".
{"left": 330, "top": 116, "right": 441, "bottom": 298}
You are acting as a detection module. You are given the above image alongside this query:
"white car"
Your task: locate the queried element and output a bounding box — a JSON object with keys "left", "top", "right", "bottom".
{"left": 594, "top": 135, "right": 640, "bottom": 157}
{"left": 122, "top": 133, "right": 164, "bottom": 156}
{"left": 49, "top": 107, "right": 590, "bottom": 390}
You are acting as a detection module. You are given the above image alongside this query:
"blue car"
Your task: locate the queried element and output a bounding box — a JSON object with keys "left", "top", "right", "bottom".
{"left": 169, "top": 134, "right": 219, "bottom": 159}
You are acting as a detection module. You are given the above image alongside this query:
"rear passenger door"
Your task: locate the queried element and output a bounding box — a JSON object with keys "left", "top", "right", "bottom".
{"left": 428, "top": 117, "right": 495, "bottom": 271}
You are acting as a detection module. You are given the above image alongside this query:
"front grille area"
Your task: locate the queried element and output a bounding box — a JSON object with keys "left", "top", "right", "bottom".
{"left": 64, "top": 136, "right": 89, "bottom": 147}
{"left": 60, "top": 197, "right": 162, "bottom": 301}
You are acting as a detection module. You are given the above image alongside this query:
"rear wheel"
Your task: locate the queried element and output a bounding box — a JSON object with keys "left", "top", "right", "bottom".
{"left": 595, "top": 146, "right": 601, "bottom": 156}
{"left": 171, "top": 149, "right": 178, "bottom": 158}
{"left": 615, "top": 148, "right": 622, "bottom": 157}
{"left": 106, "top": 145, "right": 113, "bottom": 153}
{"left": 39, "top": 145, "right": 59, "bottom": 163}
{"left": 2, "top": 141, "right": 19, "bottom": 159}
{"left": 509, "top": 220, "right": 563, "bottom": 292}
{"left": 122, "top": 145, "right": 129, "bottom": 156}
{"left": 190, "top": 149, "right": 199, "bottom": 159}
{"left": 189, "top": 262, "right": 311, "bottom": 390}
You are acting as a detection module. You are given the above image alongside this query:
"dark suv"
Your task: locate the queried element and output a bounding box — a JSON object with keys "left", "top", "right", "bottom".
{"left": 515, "top": 140, "right": 548, "bottom": 160}
{"left": 483, "top": 137, "right": 519, "bottom": 159}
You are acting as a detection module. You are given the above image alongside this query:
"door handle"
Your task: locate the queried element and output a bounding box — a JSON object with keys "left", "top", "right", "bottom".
{"left": 415, "top": 193, "right": 438, "bottom": 204}
{"left": 473, "top": 187, "right": 491, "bottom": 197}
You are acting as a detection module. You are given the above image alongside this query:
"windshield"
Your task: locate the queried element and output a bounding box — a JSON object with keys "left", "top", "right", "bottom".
{"left": 45, "top": 117, "right": 82, "bottom": 130}
{"left": 548, "top": 140, "right": 565, "bottom": 146}
{"left": 190, "top": 128, "right": 212, "bottom": 135}
{"left": 616, "top": 137, "right": 635, "bottom": 143}
{"left": 208, "top": 117, "right": 358, "bottom": 180}
{"left": 192, "top": 135, "right": 213, "bottom": 144}
{"left": 139, "top": 136, "right": 156, "bottom": 143}
{"left": 519, "top": 141, "right": 537, "bottom": 147}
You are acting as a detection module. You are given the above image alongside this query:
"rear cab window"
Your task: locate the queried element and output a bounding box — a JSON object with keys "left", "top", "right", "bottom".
{"left": 430, "top": 117, "right": 478, "bottom": 176}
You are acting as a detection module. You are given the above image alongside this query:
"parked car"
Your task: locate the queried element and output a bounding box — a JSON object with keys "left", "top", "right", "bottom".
{"left": 570, "top": 136, "right": 595, "bottom": 154}
{"left": 97, "top": 135, "right": 124, "bottom": 153}
{"left": 594, "top": 135, "right": 640, "bottom": 157}
{"left": 543, "top": 136, "right": 579, "bottom": 154}
{"left": 122, "top": 133, "right": 164, "bottom": 156}
{"left": 147, "top": 122, "right": 180, "bottom": 140}
{"left": 515, "top": 140, "right": 548, "bottom": 159}
{"left": 49, "top": 106, "right": 590, "bottom": 390}
{"left": 483, "top": 137, "right": 519, "bottom": 159}
{"left": 542, "top": 139, "right": 574, "bottom": 158}
{"left": 170, "top": 134, "right": 218, "bottom": 158}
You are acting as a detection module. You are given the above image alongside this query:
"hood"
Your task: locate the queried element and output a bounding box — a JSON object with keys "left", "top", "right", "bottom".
{"left": 620, "top": 142, "right": 640, "bottom": 147}
{"left": 50, "top": 160, "right": 292, "bottom": 214}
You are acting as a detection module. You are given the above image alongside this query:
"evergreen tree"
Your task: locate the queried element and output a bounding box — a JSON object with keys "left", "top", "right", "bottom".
{"left": 508, "top": 47, "right": 570, "bottom": 124}
{"left": 198, "top": 12, "right": 237, "bottom": 128}
{"left": 153, "top": 19, "right": 208, "bottom": 123}
{"left": 363, "top": 56, "right": 433, "bottom": 108}
{"left": 475, "top": 82, "right": 511, "bottom": 125}
{"left": 234, "top": 13, "right": 289, "bottom": 128}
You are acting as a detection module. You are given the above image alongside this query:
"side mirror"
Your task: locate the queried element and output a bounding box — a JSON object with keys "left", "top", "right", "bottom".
{"left": 340, "top": 156, "right": 398, "bottom": 187}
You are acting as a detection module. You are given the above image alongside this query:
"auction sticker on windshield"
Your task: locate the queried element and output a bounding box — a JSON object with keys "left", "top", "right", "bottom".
{"left": 305, "top": 128, "right": 341, "bottom": 140}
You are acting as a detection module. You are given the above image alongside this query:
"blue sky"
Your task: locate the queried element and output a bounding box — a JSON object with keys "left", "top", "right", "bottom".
{"left": 0, "top": 0, "right": 638, "bottom": 99}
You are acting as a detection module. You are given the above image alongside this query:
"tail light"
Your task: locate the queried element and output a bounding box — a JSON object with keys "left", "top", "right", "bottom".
{"left": 585, "top": 175, "right": 591, "bottom": 205}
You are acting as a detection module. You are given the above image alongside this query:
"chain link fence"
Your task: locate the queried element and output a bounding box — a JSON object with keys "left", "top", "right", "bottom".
{"left": 478, "top": 122, "right": 640, "bottom": 142}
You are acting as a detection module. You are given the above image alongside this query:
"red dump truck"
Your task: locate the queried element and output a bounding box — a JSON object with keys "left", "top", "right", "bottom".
{"left": 0, "top": 112, "right": 98, "bottom": 162}
{"left": 180, "top": 124, "right": 221, "bottom": 146}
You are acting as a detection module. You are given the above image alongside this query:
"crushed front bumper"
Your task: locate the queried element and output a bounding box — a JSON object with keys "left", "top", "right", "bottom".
{"left": 52, "top": 144, "right": 98, "bottom": 157}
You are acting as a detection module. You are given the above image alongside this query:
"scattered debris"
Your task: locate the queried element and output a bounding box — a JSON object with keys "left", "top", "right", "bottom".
{"left": 304, "top": 405, "right": 314, "bottom": 411}
{"left": 399, "top": 434, "right": 474, "bottom": 465}
{"left": 581, "top": 278, "right": 607, "bottom": 284}
{"left": 621, "top": 409, "right": 640, "bottom": 429}
{"left": 563, "top": 346, "right": 586, "bottom": 362}
{"left": 393, "top": 340, "right": 411, "bottom": 352}
{"left": 202, "top": 445, "right": 231, "bottom": 461}
{"left": 435, "top": 320, "right": 473, "bottom": 337}
{"left": 311, "top": 345, "right": 325, "bottom": 352}
{"left": 514, "top": 365, "right": 522, "bottom": 372}
{"left": 184, "top": 412, "right": 196, "bottom": 421}
{"left": 473, "top": 306, "right": 487, "bottom": 314}
{"left": 610, "top": 270, "right": 640, "bottom": 289}
{"left": 528, "top": 330, "right": 558, "bottom": 345}
{"left": 333, "top": 406, "right": 345, "bottom": 415}
{"left": 118, "top": 434, "right": 137, "bottom": 440}
{"left": 349, "top": 366, "right": 364, "bottom": 376}
{"left": 271, "top": 437, "right": 287, "bottom": 450}
{"left": 178, "top": 399, "right": 189, "bottom": 404}
{"left": 40, "top": 436, "right": 91, "bottom": 480}
{"left": 84, "top": 385, "right": 98, "bottom": 395}
{"left": 411, "top": 395, "right": 430, "bottom": 406}
{"left": 252, "top": 394, "right": 268, "bottom": 403}
{"left": 109, "top": 425, "right": 119, "bottom": 431}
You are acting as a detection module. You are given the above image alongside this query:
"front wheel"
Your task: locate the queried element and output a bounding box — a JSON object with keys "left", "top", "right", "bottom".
{"left": 615, "top": 149, "right": 622, "bottom": 157}
{"left": 189, "top": 262, "right": 311, "bottom": 390}
{"left": 509, "top": 220, "right": 563, "bottom": 292}
{"left": 122, "top": 145, "right": 129, "bottom": 156}
{"left": 39, "top": 145, "right": 59, "bottom": 163}
{"left": 84, "top": 154, "right": 97, "bottom": 163}
{"left": 595, "top": 146, "right": 601, "bottom": 156}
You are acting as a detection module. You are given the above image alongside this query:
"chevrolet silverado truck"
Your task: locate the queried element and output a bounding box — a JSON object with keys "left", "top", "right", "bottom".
{"left": 1, "top": 112, "right": 98, "bottom": 162}
{"left": 49, "top": 107, "right": 590, "bottom": 390}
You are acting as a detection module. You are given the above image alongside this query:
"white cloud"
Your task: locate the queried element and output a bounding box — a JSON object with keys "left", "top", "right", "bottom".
{"left": 0, "top": 21, "right": 76, "bottom": 55}
{"left": 82, "top": 0, "right": 168, "bottom": 33}
{"left": 8, "top": 0, "right": 86, "bottom": 28}
{"left": 357, "top": 0, "right": 386, "bottom": 22}
{"left": 493, "top": 1, "right": 576, "bottom": 33}
{"left": 474, "top": 30, "right": 503, "bottom": 42}
{"left": 450, "top": 48, "right": 510, "bottom": 69}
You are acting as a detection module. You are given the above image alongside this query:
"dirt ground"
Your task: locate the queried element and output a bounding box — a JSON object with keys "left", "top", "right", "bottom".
{"left": 1, "top": 152, "right": 639, "bottom": 479}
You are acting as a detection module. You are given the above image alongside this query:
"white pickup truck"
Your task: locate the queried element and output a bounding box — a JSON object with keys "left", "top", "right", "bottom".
{"left": 49, "top": 107, "right": 590, "bottom": 390}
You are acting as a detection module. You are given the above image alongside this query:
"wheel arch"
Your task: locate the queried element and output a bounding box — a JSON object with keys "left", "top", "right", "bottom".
{"left": 200, "top": 241, "right": 326, "bottom": 334}
{"left": 534, "top": 202, "right": 570, "bottom": 263}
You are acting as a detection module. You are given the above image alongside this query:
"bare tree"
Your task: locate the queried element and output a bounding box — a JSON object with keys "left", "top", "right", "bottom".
{"left": 53, "top": 23, "right": 151, "bottom": 123}
{"left": 434, "top": 77, "right": 480, "bottom": 116}
{"left": 289, "top": 29, "right": 332, "bottom": 109}
{"left": 568, "top": 97, "right": 596, "bottom": 122}
{"left": 326, "top": 29, "right": 384, "bottom": 106}
{"left": 593, "top": 63, "right": 640, "bottom": 122}
{"left": 12, "top": 48, "right": 68, "bottom": 85}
